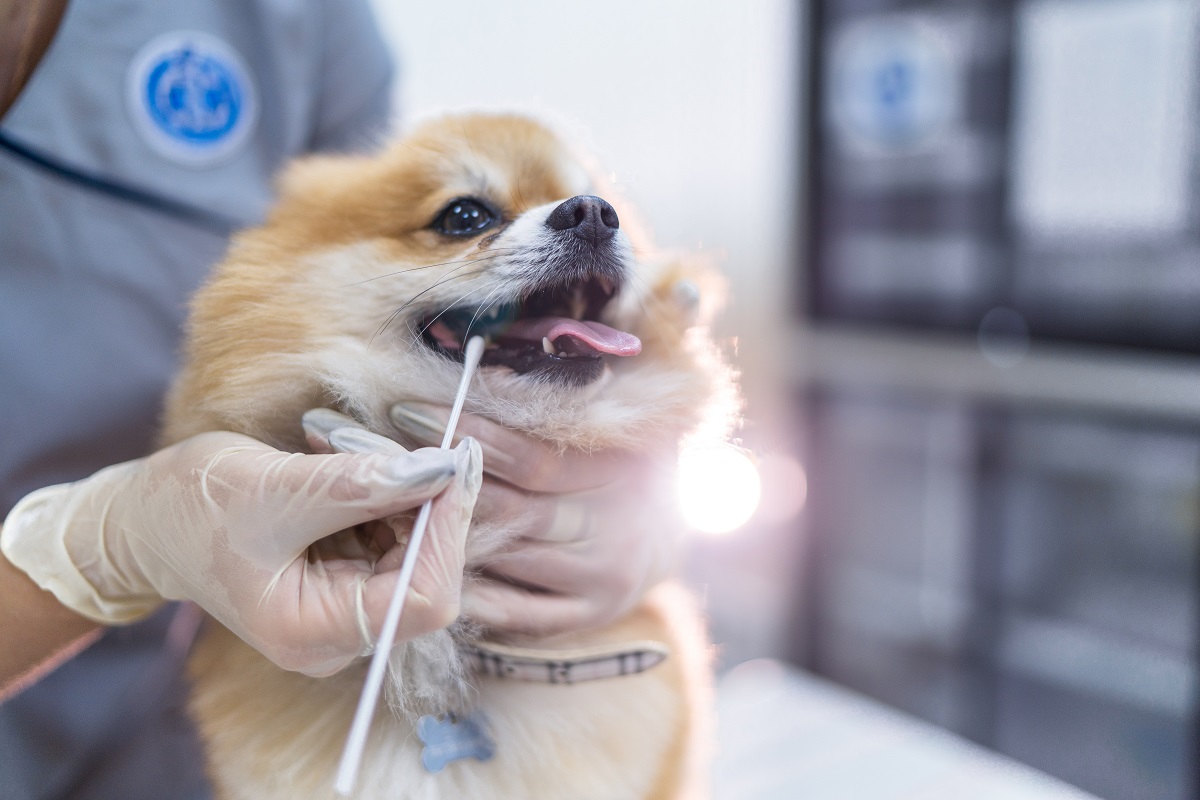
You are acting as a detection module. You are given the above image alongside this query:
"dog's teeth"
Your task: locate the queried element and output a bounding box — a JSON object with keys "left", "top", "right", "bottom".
{"left": 543, "top": 336, "right": 554, "bottom": 355}
{"left": 597, "top": 277, "right": 614, "bottom": 295}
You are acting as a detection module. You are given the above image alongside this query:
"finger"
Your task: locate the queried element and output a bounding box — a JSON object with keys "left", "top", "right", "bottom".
{"left": 329, "top": 449, "right": 462, "bottom": 520}
{"left": 390, "top": 403, "right": 630, "bottom": 492}
{"left": 301, "top": 408, "right": 358, "bottom": 453}
{"left": 462, "top": 580, "right": 603, "bottom": 637}
{"left": 246, "top": 556, "right": 370, "bottom": 677}
{"left": 480, "top": 543, "right": 606, "bottom": 594}
{"left": 278, "top": 561, "right": 462, "bottom": 675}
{"left": 474, "top": 481, "right": 624, "bottom": 545}
{"left": 471, "top": 480, "right": 556, "bottom": 541}
{"left": 328, "top": 426, "right": 409, "bottom": 456}
{"left": 218, "top": 446, "right": 460, "bottom": 557}
{"left": 357, "top": 566, "right": 460, "bottom": 643}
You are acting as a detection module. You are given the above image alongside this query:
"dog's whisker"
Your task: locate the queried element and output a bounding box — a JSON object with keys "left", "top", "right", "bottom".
{"left": 368, "top": 267, "right": 492, "bottom": 349}
{"left": 350, "top": 249, "right": 516, "bottom": 287}
{"left": 371, "top": 270, "right": 491, "bottom": 350}
{"left": 393, "top": 261, "right": 497, "bottom": 317}
{"left": 511, "top": 175, "right": 530, "bottom": 215}
{"left": 406, "top": 278, "right": 508, "bottom": 352}
{"left": 415, "top": 281, "right": 502, "bottom": 339}
{"left": 459, "top": 282, "right": 511, "bottom": 343}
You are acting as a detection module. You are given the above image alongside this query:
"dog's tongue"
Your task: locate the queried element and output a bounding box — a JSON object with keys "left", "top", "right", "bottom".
{"left": 502, "top": 317, "right": 641, "bottom": 357}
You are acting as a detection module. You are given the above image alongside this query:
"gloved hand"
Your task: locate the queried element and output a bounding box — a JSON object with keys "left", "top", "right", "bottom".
{"left": 389, "top": 402, "right": 682, "bottom": 638}
{"left": 0, "top": 427, "right": 482, "bottom": 677}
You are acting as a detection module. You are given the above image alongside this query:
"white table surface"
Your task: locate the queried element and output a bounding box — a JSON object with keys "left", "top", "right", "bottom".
{"left": 713, "top": 659, "right": 1101, "bottom": 800}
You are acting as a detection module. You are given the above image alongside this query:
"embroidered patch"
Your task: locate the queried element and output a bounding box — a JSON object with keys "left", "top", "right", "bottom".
{"left": 126, "top": 31, "right": 258, "bottom": 166}
{"left": 417, "top": 712, "right": 496, "bottom": 773}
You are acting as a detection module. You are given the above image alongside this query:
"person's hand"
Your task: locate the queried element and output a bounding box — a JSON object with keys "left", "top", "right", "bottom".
{"left": 0, "top": 425, "right": 482, "bottom": 677}
{"left": 389, "top": 403, "right": 681, "bottom": 638}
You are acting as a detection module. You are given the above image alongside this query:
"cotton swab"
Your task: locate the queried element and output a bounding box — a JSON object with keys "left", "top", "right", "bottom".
{"left": 335, "top": 335, "right": 487, "bottom": 796}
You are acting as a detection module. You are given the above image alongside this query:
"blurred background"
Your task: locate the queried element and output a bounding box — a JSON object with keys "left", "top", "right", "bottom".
{"left": 373, "top": 1, "right": 1199, "bottom": 798}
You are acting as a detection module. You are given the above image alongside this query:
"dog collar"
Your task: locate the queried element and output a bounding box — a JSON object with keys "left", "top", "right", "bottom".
{"left": 466, "top": 639, "right": 669, "bottom": 684}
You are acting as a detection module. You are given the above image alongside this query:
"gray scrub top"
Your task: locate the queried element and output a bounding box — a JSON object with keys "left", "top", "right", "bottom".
{"left": 0, "top": 1, "right": 394, "bottom": 796}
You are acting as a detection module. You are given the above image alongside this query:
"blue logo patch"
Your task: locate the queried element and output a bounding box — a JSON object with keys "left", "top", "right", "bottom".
{"left": 127, "top": 32, "right": 257, "bottom": 166}
{"left": 828, "top": 17, "right": 958, "bottom": 154}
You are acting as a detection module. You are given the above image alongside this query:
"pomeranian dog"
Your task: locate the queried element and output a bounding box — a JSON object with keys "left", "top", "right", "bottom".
{"left": 161, "top": 114, "right": 735, "bottom": 800}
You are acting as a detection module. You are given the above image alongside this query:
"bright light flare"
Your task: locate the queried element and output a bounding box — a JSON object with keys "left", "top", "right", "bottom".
{"left": 676, "top": 441, "right": 762, "bottom": 535}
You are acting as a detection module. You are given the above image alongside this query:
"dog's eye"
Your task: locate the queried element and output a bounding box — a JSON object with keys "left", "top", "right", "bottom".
{"left": 433, "top": 198, "right": 497, "bottom": 237}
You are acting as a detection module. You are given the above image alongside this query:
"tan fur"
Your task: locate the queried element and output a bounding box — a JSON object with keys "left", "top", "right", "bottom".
{"left": 164, "top": 114, "right": 735, "bottom": 799}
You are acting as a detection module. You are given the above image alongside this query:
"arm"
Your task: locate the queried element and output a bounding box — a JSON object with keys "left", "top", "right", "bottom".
{"left": 0, "top": 0, "right": 69, "bottom": 119}
{"left": 1, "top": 429, "right": 481, "bottom": 688}
{"left": 0, "top": 542, "right": 100, "bottom": 699}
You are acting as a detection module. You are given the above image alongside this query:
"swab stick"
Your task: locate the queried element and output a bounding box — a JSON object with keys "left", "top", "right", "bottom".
{"left": 335, "top": 335, "right": 487, "bottom": 796}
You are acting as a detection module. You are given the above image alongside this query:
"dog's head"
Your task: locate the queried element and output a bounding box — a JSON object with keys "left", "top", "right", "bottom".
{"left": 164, "top": 114, "right": 733, "bottom": 452}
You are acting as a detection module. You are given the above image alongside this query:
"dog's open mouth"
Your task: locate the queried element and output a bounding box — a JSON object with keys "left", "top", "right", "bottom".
{"left": 420, "top": 274, "right": 641, "bottom": 383}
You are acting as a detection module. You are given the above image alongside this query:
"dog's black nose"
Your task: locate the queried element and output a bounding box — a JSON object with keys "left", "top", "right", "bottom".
{"left": 545, "top": 195, "right": 619, "bottom": 243}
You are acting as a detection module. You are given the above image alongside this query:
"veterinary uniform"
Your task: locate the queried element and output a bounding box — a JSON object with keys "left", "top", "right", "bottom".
{"left": 0, "top": 1, "right": 393, "bottom": 796}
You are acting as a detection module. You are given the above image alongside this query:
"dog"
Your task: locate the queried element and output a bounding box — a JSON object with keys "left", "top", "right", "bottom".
{"left": 161, "top": 113, "right": 736, "bottom": 799}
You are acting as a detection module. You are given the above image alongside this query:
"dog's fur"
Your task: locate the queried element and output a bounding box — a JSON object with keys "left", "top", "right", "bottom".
{"left": 162, "top": 114, "right": 735, "bottom": 799}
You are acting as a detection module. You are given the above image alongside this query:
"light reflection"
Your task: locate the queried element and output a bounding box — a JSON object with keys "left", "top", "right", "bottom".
{"left": 676, "top": 442, "right": 762, "bottom": 535}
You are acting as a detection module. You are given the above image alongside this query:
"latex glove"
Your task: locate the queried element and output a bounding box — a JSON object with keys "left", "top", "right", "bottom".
{"left": 389, "top": 402, "right": 682, "bottom": 637}
{"left": 1, "top": 427, "right": 482, "bottom": 677}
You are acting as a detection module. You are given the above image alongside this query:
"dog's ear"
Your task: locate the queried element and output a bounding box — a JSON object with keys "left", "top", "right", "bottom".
{"left": 617, "top": 253, "right": 727, "bottom": 359}
{"left": 650, "top": 254, "right": 727, "bottom": 333}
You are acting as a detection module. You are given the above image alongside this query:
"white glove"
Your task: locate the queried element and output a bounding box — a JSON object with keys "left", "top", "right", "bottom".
{"left": 389, "top": 402, "right": 682, "bottom": 637}
{"left": 1, "top": 427, "right": 482, "bottom": 677}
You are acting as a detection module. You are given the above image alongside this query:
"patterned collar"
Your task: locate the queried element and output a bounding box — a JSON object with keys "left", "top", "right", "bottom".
{"left": 465, "top": 639, "right": 670, "bottom": 685}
